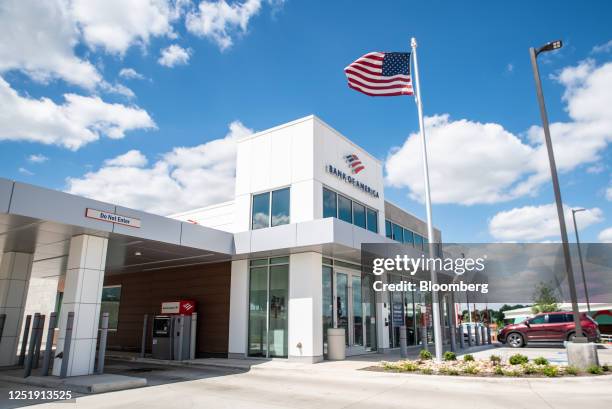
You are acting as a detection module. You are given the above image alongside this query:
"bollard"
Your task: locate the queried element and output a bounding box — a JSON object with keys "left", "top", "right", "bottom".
{"left": 487, "top": 326, "right": 492, "bottom": 345}
{"left": 0, "top": 314, "right": 6, "bottom": 343}
{"left": 449, "top": 325, "right": 456, "bottom": 352}
{"left": 18, "top": 315, "right": 32, "bottom": 367}
{"left": 24, "top": 314, "right": 40, "bottom": 377}
{"left": 59, "top": 312, "right": 74, "bottom": 379}
{"left": 41, "top": 312, "right": 57, "bottom": 376}
{"left": 420, "top": 326, "right": 428, "bottom": 349}
{"left": 97, "top": 312, "right": 109, "bottom": 374}
{"left": 399, "top": 326, "right": 408, "bottom": 358}
{"left": 190, "top": 313, "right": 197, "bottom": 360}
{"left": 475, "top": 324, "right": 481, "bottom": 346}
{"left": 466, "top": 324, "right": 472, "bottom": 347}
{"left": 481, "top": 326, "right": 486, "bottom": 346}
{"left": 140, "top": 314, "right": 148, "bottom": 358}
{"left": 458, "top": 326, "right": 465, "bottom": 349}
{"left": 177, "top": 316, "right": 185, "bottom": 361}
{"left": 32, "top": 314, "right": 45, "bottom": 369}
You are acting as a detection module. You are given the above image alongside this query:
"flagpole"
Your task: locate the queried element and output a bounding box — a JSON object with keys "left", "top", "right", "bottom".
{"left": 411, "top": 37, "right": 444, "bottom": 362}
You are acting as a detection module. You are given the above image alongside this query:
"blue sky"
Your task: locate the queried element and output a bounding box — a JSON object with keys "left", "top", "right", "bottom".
{"left": 1, "top": 0, "right": 611, "bottom": 243}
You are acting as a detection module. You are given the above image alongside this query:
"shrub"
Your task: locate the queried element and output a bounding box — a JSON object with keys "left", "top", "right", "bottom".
{"left": 542, "top": 365, "right": 558, "bottom": 377}
{"left": 447, "top": 368, "right": 460, "bottom": 376}
{"left": 443, "top": 351, "right": 457, "bottom": 361}
{"left": 399, "top": 361, "right": 419, "bottom": 372}
{"left": 463, "top": 354, "right": 475, "bottom": 362}
{"left": 503, "top": 368, "right": 523, "bottom": 377}
{"left": 587, "top": 365, "right": 603, "bottom": 375}
{"left": 382, "top": 362, "right": 396, "bottom": 371}
{"left": 421, "top": 368, "right": 433, "bottom": 375}
{"left": 463, "top": 365, "right": 479, "bottom": 375}
{"left": 494, "top": 366, "right": 504, "bottom": 376}
{"left": 489, "top": 354, "right": 501, "bottom": 364}
{"left": 419, "top": 349, "right": 433, "bottom": 360}
{"left": 565, "top": 366, "right": 579, "bottom": 376}
{"left": 522, "top": 364, "right": 537, "bottom": 375}
{"left": 509, "top": 354, "right": 529, "bottom": 365}
{"left": 534, "top": 357, "right": 549, "bottom": 365}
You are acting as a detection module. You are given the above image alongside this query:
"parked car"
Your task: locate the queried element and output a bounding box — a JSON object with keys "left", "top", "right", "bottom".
{"left": 498, "top": 312, "right": 599, "bottom": 348}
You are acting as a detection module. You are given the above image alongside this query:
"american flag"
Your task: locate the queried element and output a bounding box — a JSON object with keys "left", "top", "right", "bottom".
{"left": 344, "top": 52, "right": 413, "bottom": 96}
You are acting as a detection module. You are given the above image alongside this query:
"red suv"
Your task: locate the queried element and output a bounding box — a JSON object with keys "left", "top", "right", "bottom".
{"left": 498, "top": 312, "right": 599, "bottom": 348}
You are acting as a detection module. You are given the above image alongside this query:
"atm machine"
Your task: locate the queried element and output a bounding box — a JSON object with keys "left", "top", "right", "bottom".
{"left": 152, "top": 300, "right": 197, "bottom": 360}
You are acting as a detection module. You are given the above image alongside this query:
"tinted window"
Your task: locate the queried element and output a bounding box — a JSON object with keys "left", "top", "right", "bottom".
{"left": 414, "top": 234, "right": 423, "bottom": 250}
{"left": 385, "top": 220, "right": 392, "bottom": 238}
{"left": 353, "top": 202, "right": 366, "bottom": 228}
{"left": 252, "top": 192, "right": 270, "bottom": 229}
{"left": 392, "top": 224, "right": 404, "bottom": 243}
{"left": 548, "top": 314, "right": 567, "bottom": 323}
{"left": 366, "top": 208, "right": 378, "bottom": 233}
{"left": 271, "top": 188, "right": 290, "bottom": 226}
{"left": 403, "top": 229, "right": 414, "bottom": 246}
{"left": 323, "top": 188, "right": 337, "bottom": 218}
{"left": 530, "top": 315, "right": 547, "bottom": 324}
{"left": 338, "top": 194, "right": 352, "bottom": 223}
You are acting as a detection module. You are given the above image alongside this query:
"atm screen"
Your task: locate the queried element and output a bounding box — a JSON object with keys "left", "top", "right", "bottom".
{"left": 153, "top": 316, "right": 170, "bottom": 337}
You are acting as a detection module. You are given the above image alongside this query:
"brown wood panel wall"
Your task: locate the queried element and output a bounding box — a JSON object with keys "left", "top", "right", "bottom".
{"left": 104, "top": 261, "right": 232, "bottom": 357}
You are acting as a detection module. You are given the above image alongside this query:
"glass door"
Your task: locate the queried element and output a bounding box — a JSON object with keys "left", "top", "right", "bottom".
{"left": 333, "top": 269, "right": 368, "bottom": 355}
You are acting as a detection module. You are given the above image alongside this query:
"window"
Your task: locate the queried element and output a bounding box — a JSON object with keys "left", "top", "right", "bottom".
{"left": 248, "top": 258, "right": 289, "bottom": 358}
{"left": 403, "top": 229, "right": 414, "bottom": 246}
{"left": 338, "top": 194, "right": 352, "bottom": 223}
{"left": 385, "top": 220, "right": 392, "bottom": 238}
{"left": 529, "top": 315, "right": 547, "bottom": 324}
{"left": 100, "top": 285, "right": 121, "bottom": 330}
{"left": 323, "top": 188, "right": 337, "bottom": 218}
{"left": 414, "top": 234, "right": 424, "bottom": 250}
{"left": 392, "top": 223, "right": 404, "bottom": 243}
{"left": 323, "top": 187, "right": 378, "bottom": 233}
{"left": 271, "top": 188, "right": 290, "bottom": 227}
{"left": 548, "top": 314, "right": 567, "bottom": 323}
{"left": 252, "top": 188, "right": 290, "bottom": 229}
{"left": 367, "top": 209, "right": 378, "bottom": 233}
{"left": 353, "top": 202, "right": 366, "bottom": 229}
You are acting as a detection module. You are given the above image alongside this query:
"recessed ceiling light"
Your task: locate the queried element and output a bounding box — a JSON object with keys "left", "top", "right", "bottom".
{"left": 134, "top": 251, "right": 142, "bottom": 256}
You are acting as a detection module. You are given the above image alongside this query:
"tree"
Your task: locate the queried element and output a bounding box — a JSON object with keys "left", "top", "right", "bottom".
{"left": 532, "top": 282, "right": 559, "bottom": 313}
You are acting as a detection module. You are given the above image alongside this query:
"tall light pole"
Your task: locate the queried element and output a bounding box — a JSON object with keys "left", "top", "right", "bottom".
{"left": 571, "top": 208, "right": 591, "bottom": 313}
{"left": 530, "top": 40, "right": 585, "bottom": 341}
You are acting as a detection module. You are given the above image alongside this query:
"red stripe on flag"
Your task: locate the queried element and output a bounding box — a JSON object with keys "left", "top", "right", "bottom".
{"left": 348, "top": 84, "right": 413, "bottom": 97}
{"left": 345, "top": 69, "right": 411, "bottom": 84}
{"left": 348, "top": 77, "right": 412, "bottom": 91}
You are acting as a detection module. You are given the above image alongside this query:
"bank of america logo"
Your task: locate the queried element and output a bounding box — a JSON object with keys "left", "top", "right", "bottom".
{"left": 344, "top": 154, "right": 365, "bottom": 174}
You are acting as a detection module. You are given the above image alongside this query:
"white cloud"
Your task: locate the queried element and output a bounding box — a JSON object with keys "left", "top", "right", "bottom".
{"left": 27, "top": 154, "right": 49, "bottom": 163}
{"left": 186, "top": 0, "right": 262, "bottom": 50}
{"left": 599, "top": 227, "right": 612, "bottom": 243}
{"left": 158, "top": 44, "right": 191, "bottom": 67}
{"left": 18, "top": 167, "right": 34, "bottom": 176}
{"left": 104, "top": 150, "right": 148, "bottom": 167}
{"left": 506, "top": 63, "right": 514, "bottom": 73}
{"left": 0, "top": 0, "right": 101, "bottom": 88}
{"left": 489, "top": 204, "right": 603, "bottom": 241}
{"left": 606, "top": 186, "right": 612, "bottom": 201}
{"left": 592, "top": 40, "right": 612, "bottom": 54}
{"left": 385, "top": 114, "right": 535, "bottom": 205}
{"left": 119, "top": 68, "right": 145, "bottom": 80}
{"left": 100, "top": 81, "right": 135, "bottom": 98}
{"left": 71, "top": 0, "right": 184, "bottom": 55}
{"left": 66, "top": 121, "right": 253, "bottom": 214}
{"left": 0, "top": 77, "right": 156, "bottom": 150}
{"left": 385, "top": 58, "right": 612, "bottom": 205}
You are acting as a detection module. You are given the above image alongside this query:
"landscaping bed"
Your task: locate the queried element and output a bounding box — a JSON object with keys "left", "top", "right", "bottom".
{"left": 374, "top": 350, "right": 611, "bottom": 377}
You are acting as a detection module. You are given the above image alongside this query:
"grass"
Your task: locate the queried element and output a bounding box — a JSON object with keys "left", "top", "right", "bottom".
{"left": 565, "top": 366, "right": 579, "bottom": 376}
{"left": 494, "top": 366, "right": 504, "bottom": 376}
{"left": 420, "top": 368, "right": 433, "bottom": 375}
{"left": 399, "top": 361, "right": 419, "bottom": 372}
{"left": 522, "top": 364, "right": 537, "bottom": 375}
{"left": 463, "top": 365, "right": 479, "bottom": 375}
{"left": 503, "top": 368, "right": 523, "bottom": 377}
{"left": 542, "top": 365, "right": 558, "bottom": 377}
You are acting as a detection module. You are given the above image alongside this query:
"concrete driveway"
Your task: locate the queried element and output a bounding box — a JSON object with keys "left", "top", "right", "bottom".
{"left": 13, "top": 356, "right": 610, "bottom": 409}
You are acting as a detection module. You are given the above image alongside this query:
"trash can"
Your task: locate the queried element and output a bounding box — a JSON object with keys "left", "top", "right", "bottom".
{"left": 327, "top": 328, "right": 346, "bottom": 360}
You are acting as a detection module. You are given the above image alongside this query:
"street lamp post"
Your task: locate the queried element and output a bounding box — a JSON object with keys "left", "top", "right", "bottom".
{"left": 571, "top": 208, "right": 591, "bottom": 313}
{"left": 529, "top": 40, "right": 585, "bottom": 341}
